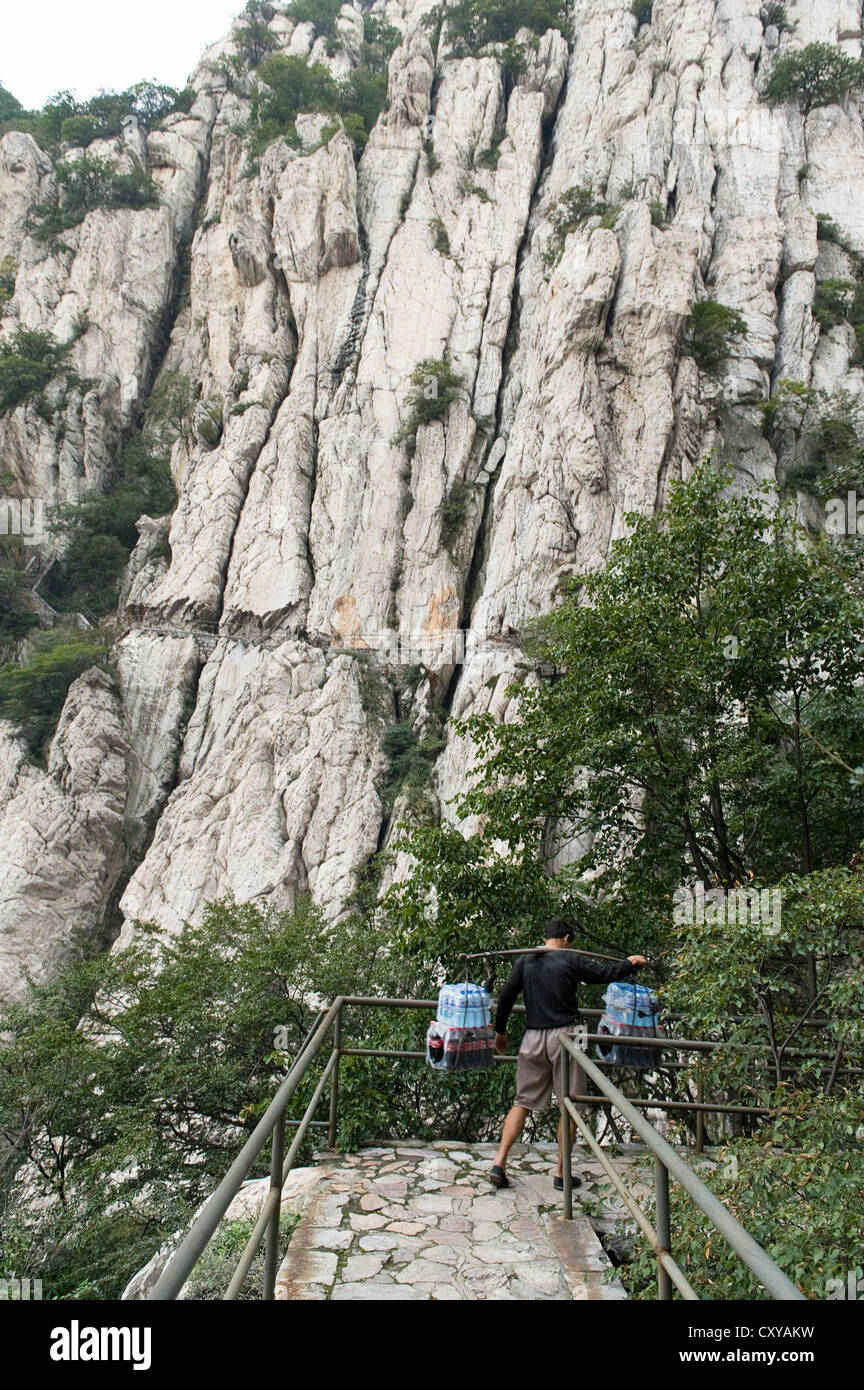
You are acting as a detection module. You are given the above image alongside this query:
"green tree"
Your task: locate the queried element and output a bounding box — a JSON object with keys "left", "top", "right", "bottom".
{"left": 233, "top": 18, "right": 280, "bottom": 66}
{"left": 441, "top": 465, "right": 864, "bottom": 917}
{"left": 27, "top": 156, "right": 158, "bottom": 242}
{"left": 681, "top": 299, "right": 748, "bottom": 374}
{"left": 0, "top": 627, "right": 111, "bottom": 753}
{"left": 392, "top": 357, "right": 465, "bottom": 446}
{"left": 0, "top": 897, "right": 393, "bottom": 1298}
{"left": 0, "top": 82, "right": 23, "bottom": 124}
{"left": 765, "top": 42, "right": 864, "bottom": 115}
{"left": 0, "top": 326, "right": 73, "bottom": 415}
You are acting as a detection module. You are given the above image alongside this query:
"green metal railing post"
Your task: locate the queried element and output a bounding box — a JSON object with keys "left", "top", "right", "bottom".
{"left": 560, "top": 1038, "right": 572, "bottom": 1220}
{"left": 695, "top": 1076, "right": 705, "bottom": 1153}
{"left": 328, "top": 1004, "right": 342, "bottom": 1149}
{"left": 263, "top": 1112, "right": 285, "bottom": 1300}
{"left": 655, "top": 1158, "right": 672, "bottom": 1300}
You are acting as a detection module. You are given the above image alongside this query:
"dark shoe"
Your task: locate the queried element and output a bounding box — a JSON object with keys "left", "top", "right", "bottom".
{"left": 489, "top": 1164, "right": 510, "bottom": 1188}
{"left": 553, "top": 1174, "right": 582, "bottom": 1190}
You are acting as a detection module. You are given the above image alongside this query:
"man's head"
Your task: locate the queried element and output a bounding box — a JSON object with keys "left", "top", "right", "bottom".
{"left": 543, "top": 917, "right": 575, "bottom": 946}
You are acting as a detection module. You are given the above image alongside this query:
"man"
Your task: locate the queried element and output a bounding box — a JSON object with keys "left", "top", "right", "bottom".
{"left": 490, "top": 918, "right": 647, "bottom": 1189}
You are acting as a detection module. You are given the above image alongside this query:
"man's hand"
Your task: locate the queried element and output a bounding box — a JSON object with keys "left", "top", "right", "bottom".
{"left": 628, "top": 954, "right": 647, "bottom": 967}
{"left": 495, "top": 1032, "right": 508, "bottom": 1056}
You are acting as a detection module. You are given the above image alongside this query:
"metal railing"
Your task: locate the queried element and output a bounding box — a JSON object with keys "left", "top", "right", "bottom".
{"left": 558, "top": 1032, "right": 805, "bottom": 1301}
{"left": 148, "top": 996, "right": 805, "bottom": 1302}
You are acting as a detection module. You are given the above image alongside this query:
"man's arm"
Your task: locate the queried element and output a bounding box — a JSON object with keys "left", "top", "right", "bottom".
{"left": 493, "top": 957, "right": 525, "bottom": 1041}
{"left": 570, "top": 953, "right": 646, "bottom": 985}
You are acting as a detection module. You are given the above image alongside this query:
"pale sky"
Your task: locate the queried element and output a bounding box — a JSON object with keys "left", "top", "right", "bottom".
{"left": 2, "top": 1, "right": 243, "bottom": 109}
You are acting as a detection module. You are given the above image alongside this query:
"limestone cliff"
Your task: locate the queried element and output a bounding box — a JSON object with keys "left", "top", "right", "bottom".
{"left": 1, "top": 0, "right": 862, "bottom": 1000}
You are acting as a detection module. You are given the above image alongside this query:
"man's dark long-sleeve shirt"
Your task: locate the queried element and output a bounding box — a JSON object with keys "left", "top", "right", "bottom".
{"left": 494, "top": 949, "right": 636, "bottom": 1033}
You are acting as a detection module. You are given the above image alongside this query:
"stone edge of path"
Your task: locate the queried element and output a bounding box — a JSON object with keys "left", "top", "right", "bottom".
{"left": 543, "top": 1212, "right": 628, "bottom": 1301}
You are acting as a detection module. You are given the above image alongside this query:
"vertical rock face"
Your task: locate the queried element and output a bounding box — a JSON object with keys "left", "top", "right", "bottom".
{"left": 1, "top": 0, "right": 862, "bottom": 998}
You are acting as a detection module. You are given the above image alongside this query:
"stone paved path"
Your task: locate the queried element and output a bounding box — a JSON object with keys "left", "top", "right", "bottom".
{"left": 274, "top": 1141, "right": 629, "bottom": 1301}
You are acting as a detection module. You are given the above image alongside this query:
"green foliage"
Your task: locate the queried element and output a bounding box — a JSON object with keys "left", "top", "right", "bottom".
{"left": 0, "top": 256, "right": 16, "bottom": 303}
{"left": 381, "top": 717, "right": 446, "bottom": 818}
{"left": 543, "top": 185, "right": 618, "bottom": 265}
{"left": 681, "top": 299, "right": 748, "bottom": 374}
{"left": 440, "top": 479, "right": 474, "bottom": 556}
{"left": 248, "top": 52, "right": 388, "bottom": 155}
{"left": 0, "top": 326, "right": 74, "bottom": 416}
{"left": 815, "top": 213, "right": 851, "bottom": 250}
{"left": 438, "top": 464, "right": 864, "bottom": 920}
{"left": 185, "top": 1208, "right": 299, "bottom": 1299}
{"left": 760, "top": 1, "right": 793, "bottom": 31}
{"left": 631, "top": 0, "right": 653, "bottom": 26}
{"left": 814, "top": 277, "right": 857, "bottom": 329}
{"left": 619, "top": 861, "right": 864, "bottom": 1296}
{"left": 765, "top": 42, "right": 864, "bottom": 116}
{"left": 620, "top": 1092, "right": 863, "bottom": 1299}
{"left": 48, "top": 370, "right": 188, "bottom": 615}
{"left": 648, "top": 197, "right": 668, "bottom": 227}
{"left": 476, "top": 134, "right": 504, "bottom": 170}
{"left": 233, "top": 18, "right": 280, "bottom": 66}
{"left": 761, "top": 380, "right": 864, "bottom": 494}
{"left": 436, "top": 0, "right": 572, "bottom": 51}
{"left": 284, "top": 0, "right": 342, "bottom": 40}
{"left": 391, "top": 357, "right": 464, "bottom": 447}
{"left": 27, "top": 156, "right": 158, "bottom": 243}
{"left": 0, "top": 626, "right": 111, "bottom": 753}
{"left": 0, "top": 83, "right": 192, "bottom": 151}
{"left": 430, "top": 215, "right": 450, "bottom": 254}
{"left": 361, "top": 13, "right": 402, "bottom": 73}
{"left": 0, "top": 82, "right": 23, "bottom": 124}
{"left": 0, "top": 897, "right": 386, "bottom": 1298}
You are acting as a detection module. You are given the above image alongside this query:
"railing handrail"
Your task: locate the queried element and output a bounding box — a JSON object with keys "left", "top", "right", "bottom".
{"left": 145, "top": 996, "right": 810, "bottom": 1303}
{"left": 559, "top": 1033, "right": 806, "bottom": 1301}
{"left": 148, "top": 997, "right": 343, "bottom": 1300}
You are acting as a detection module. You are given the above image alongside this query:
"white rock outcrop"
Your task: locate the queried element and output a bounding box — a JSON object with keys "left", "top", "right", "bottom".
{"left": 1, "top": 0, "right": 863, "bottom": 998}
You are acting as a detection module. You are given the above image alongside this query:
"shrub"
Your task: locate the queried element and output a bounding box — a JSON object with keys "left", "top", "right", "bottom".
{"left": 631, "top": 0, "right": 653, "bottom": 26}
{"left": 284, "top": 0, "right": 342, "bottom": 40}
{"left": 476, "top": 135, "right": 504, "bottom": 170}
{"left": 381, "top": 718, "right": 446, "bottom": 816}
{"left": 26, "top": 156, "right": 158, "bottom": 242}
{"left": 0, "top": 326, "right": 73, "bottom": 416}
{"left": 430, "top": 215, "right": 450, "bottom": 255}
{"left": 361, "top": 13, "right": 402, "bottom": 73}
{"left": 814, "top": 277, "right": 857, "bottom": 330}
{"left": 185, "top": 1209, "right": 299, "bottom": 1300}
{"left": 815, "top": 213, "right": 851, "bottom": 249}
{"left": 0, "top": 82, "right": 23, "bottom": 125}
{"left": 648, "top": 198, "right": 668, "bottom": 227}
{"left": 48, "top": 372, "right": 187, "bottom": 615}
{"left": 248, "top": 53, "right": 388, "bottom": 155}
{"left": 760, "top": 380, "right": 864, "bottom": 495}
{"left": 435, "top": 0, "right": 572, "bottom": 51}
{"left": 0, "top": 256, "right": 17, "bottom": 304}
{"left": 760, "top": 1, "right": 793, "bottom": 31}
{"left": 1, "top": 83, "right": 192, "bottom": 150}
{"left": 543, "top": 185, "right": 616, "bottom": 265}
{"left": 680, "top": 299, "right": 748, "bottom": 374}
{"left": 440, "top": 480, "right": 474, "bottom": 556}
{"left": 0, "top": 626, "right": 111, "bottom": 753}
{"left": 765, "top": 42, "right": 864, "bottom": 115}
{"left": 0, "top": 895, "right": 377, "bottom": 1298}
{"left": 392, "top": 357, "right": 464, "bottom": 447}
{"left": 233, "top": 19, "right": 279, "bottom": 66}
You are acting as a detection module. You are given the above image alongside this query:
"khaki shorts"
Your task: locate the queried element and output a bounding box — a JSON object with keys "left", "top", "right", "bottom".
{"left": 515, "top": 1027, "right": 588, "bottom": 1114}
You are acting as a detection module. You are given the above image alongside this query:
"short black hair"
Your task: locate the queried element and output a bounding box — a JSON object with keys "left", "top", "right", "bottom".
{"left": 544, "top": 917, "right": 574, "bottom": 940}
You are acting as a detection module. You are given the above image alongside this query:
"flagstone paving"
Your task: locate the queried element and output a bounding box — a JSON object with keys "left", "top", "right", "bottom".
{"left": 274, "top": 1142, "right": 632, "bottom": 1301}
